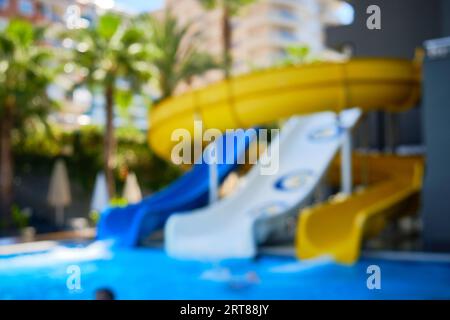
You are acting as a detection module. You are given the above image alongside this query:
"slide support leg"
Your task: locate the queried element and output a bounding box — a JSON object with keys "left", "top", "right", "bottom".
{"left": 341, "top": 127, "right": 353, "bottom": 195}
{"left": 209, "top": 145, "right": 219, "bottom": 204}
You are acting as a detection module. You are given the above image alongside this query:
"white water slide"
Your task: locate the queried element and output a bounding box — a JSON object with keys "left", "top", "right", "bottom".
{"left": 165, "top": 109, "right": 362, "bottom": 260}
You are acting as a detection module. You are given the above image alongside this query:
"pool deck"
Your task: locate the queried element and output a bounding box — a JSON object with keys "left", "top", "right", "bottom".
{"left": 0, "top": 229, "right": 96, "bottom": 256}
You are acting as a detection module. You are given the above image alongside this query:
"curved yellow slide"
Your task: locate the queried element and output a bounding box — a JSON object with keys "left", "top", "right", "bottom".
{"left": 296, "top": 154, "right": 424, "bottom": 265}
{"left": 149, "top": 58, "right": 420, "bottom": 161}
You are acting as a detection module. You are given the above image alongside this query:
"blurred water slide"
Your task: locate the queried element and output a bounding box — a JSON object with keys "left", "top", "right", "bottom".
{"left": 152, "top": 59, "right": 421, "bottom": 261}
{"left": 97, "top": 130, "right": 255, "bottom": 247}
{"left": 297, "top": 154, "right": 424, "bottom": 264}
{"left": 165, "top": 109, "right": 361, "bottom": 259}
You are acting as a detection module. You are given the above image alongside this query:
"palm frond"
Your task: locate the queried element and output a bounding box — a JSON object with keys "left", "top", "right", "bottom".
{"left": 0, "top": 19, "right": 57, "bottom": 124}
{"left": 147, "top": 11, "right": 219, "bottom": 99}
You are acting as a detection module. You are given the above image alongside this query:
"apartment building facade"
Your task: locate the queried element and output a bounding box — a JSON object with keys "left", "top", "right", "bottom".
{"left": 0, "top": 0, "right": 141, "bottom": 129}
{"left": 0, "top": 0, "right": 101, "bottom": 28}
{"left": 165, "top": 0, "right": 351, "bottom": 78}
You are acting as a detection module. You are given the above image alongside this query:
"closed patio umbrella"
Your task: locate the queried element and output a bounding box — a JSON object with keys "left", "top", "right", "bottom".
{"left": 47, "top": 159, "right": 71, "bottom": 227}
{"left": 91, "top": 172, "right": 110, "bottom": 214}
{"left": 122, "top": 172, "right": 142, "bottom": 204}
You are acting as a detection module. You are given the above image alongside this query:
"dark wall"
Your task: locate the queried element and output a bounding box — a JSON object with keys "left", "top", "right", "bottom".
{"left": 326, "top": 0, "right": 449, "bottom": 149}
{"left": 327, "top": 0, "right": 444, "bottom": 58}
{"left": 422, "top": 48, "right": 450, "bottom": 251}
{"left": 442, "top": 0, "right": 450, "bottom": 36}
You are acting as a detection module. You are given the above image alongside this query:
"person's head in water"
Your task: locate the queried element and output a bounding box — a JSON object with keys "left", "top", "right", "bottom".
{"left": 95, "top": 288, "right": 115, "bottom": 300}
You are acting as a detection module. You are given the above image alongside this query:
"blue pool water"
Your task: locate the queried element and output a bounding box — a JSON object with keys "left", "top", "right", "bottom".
{"left": 1, "top": 242, "right": 449, "bottom": 300}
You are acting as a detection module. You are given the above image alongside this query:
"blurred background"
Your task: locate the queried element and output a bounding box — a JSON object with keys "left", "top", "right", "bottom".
{"left": 0, "top": 0, "right": 449, "bottom": 244}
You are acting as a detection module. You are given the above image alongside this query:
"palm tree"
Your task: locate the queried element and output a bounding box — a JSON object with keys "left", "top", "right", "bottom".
{"left": 199, "top": 0, "right": 257, "bottom": 78}
{"left": 0, "top": 20, "right": 57, "bottom": 230}
{"left": 141, "top": 12, "right": 218, "bottom": 100}
{"left": 69, "top": 13, "right": 153, "bottom": 196}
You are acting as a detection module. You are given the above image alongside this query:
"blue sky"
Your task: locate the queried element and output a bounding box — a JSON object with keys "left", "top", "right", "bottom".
{"left": 115, "top": 0, "right": 164, "bottom": 13}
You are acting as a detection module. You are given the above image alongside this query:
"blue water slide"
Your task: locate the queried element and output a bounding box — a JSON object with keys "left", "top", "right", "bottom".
{"left": 97, "top": 130, "right": 255, "bottom": 247}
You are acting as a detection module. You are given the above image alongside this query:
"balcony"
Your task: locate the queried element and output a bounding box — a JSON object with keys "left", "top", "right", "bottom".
{"left": 232, "top": 29, "right": 299, "bottom": 53}
{"left": 238, "top": 9, "right": 299, "bottom": 30}
{"left": 269, "top": 0, "right": 298, "bottom": 9}
{"left": 268, "top": 10, "right": 299, "bottom": 28}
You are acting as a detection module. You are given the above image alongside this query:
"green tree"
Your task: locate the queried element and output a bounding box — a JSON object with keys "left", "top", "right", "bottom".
{"left": 0, "top": 20, "right": 57, "bottom": 230}
{"left": 141, "top": 12, "right": 218, "bottom": 100}
{"left": 199, "top": 0, "right": 257, "bottom": 77}
{"left": 280, "top": 45, "right": 317, "bottom": 66}
{"left": 69, "top": 13, "right": 153, "bottom": 196}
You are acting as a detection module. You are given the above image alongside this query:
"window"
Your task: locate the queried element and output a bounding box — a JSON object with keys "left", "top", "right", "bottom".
{"left": 19, "top": 0, "right": 34, "bottom": 16}
{"left": 278, "top": 9, "right": 296, "bottom": 21}
{"left": 278, "top": 30, "right": 297, "bottom": 41}
{"left": 40, "top": 3, "right": 53, "bottom": 20}
{"left": 0, "top": 0, "right": 9, "bottom": 10}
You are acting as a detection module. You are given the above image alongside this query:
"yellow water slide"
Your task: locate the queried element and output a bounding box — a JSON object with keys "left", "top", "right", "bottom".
{"left": 149, "top": 58, "right": 420, "bottom": 161}
{"left": 149, "top": 58, "right": 422, "bottom": 264}
{"left": 296, "top": 154, "right": 424, "bottom": 264}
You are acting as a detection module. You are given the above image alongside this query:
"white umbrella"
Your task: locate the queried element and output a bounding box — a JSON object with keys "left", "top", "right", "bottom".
{"left": 122, "top": 172, "right": 142, "bottom": 204}
{"left": 47, "top": 159, "right": 71, "bottom": 226}
{"left": 91, "top": 172, "right": 110, "bottom": 213}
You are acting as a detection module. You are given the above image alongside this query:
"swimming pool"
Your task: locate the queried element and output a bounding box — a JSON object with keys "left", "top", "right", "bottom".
{"left": 1, "top": 242, "right": 449, "bottom": 300}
